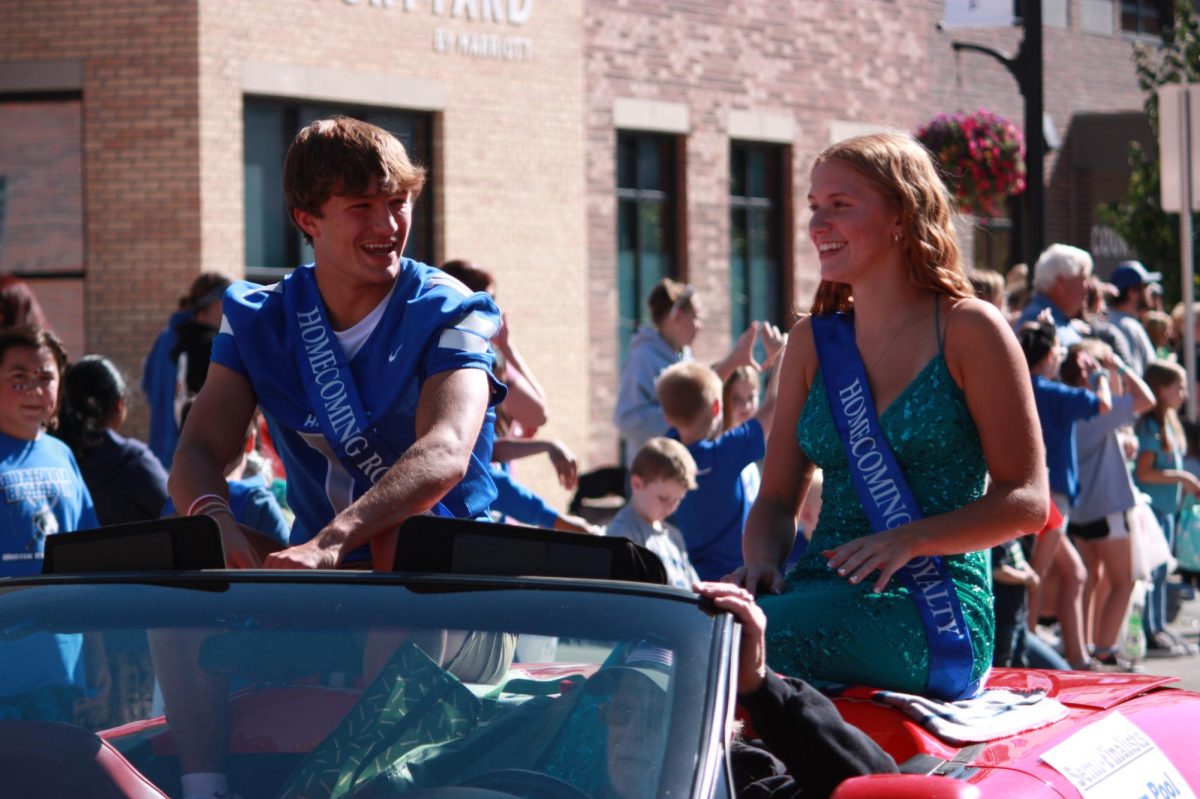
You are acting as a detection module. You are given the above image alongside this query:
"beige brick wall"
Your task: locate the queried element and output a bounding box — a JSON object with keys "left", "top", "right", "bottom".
{"left": 585, "top": 0, "right": 939, "bottom": 466}
{"left": 583, "top": 0, "right": 1149, "bottom": 467}
{"left": 192, "top": 0, "right": 589, "bottom": 507}
{"left": 0, "top": 0, "right": 1155, "bottom": 512}
{"left": 3, "top": 0, "right": 587, "bottom": 508}
{"left": 2, "top": 0, "right": 204, "bottom": 431}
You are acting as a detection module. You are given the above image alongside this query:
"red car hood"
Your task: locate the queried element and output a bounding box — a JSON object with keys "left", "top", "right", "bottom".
{"left": 987, "top": 667, "right": 1181, "bottom": 710}
{"left": 833, "top": 668, "right": 1200, "bottom": 798}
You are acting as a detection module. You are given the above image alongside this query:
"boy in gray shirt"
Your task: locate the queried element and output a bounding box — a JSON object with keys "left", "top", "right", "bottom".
{"left": 605, "top": 437, "right": 699, "bottom": 589}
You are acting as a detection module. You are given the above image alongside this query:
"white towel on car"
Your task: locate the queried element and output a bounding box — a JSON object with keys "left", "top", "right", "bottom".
{"left": 870, "top": 688, "right": 1069, "bottom": 745}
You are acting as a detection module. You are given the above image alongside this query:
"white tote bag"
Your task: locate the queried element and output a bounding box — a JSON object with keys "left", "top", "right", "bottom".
{"left": 1130, "top": 498, "right": 1174, "bottom": 581}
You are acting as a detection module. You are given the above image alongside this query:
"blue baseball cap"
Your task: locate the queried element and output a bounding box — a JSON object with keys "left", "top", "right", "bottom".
{"left": 1110, "top": 261, "right": 1162, "bottom": 292}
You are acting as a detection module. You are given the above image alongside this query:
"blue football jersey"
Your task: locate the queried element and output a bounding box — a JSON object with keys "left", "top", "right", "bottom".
{"left": 211, "top": 260, "right": 504, "bottom": 551}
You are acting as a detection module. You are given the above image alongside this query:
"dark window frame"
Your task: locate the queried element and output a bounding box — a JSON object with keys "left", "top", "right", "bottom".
{"left": 615, "top": 131, "right": 686, "bottom": 365}
{"left": 0, "top": 92, "right": 86, "bottom": 280}
{"left": 1119, "top": 0, "right": 1170, "bottom": 35}
{"left": 728, "top": 141, "right": 792, "bottom": 341}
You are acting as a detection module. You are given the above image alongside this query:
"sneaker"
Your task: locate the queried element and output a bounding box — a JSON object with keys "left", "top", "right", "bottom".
{"left": 1160, "top": 629, "right": 1200, "bottom": 655}
{"left": 1032, "top": 623, "right": 1062, "bottom": 649}
{"left": 1146, "top": 631, "right": 1188, "bottom": 658}
{"left": 1092, "top": 651, "right": 1125, "bottom": 671}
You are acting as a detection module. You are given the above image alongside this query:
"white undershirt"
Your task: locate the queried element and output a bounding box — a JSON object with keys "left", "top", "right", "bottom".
{"left": 332, "top": 281, "right": 396, "bottom": 361}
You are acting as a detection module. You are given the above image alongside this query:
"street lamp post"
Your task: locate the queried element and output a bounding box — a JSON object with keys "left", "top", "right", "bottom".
{"left": 951, "top": 0, "right": 1044, "bottom": 270}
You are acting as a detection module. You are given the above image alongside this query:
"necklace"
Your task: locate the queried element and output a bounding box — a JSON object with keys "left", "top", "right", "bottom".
{"left": 861, "top": 308, "right": 925, "bottom": 374}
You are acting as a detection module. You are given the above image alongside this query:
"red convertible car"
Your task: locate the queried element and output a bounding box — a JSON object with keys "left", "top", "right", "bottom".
{"left": 0, "top": 516, "right": 1194, "bottom": 798}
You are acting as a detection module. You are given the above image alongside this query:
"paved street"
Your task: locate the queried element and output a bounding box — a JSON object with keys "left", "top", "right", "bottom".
{"left": 1144, "top": 592, "right": 1200, "bottom": 691}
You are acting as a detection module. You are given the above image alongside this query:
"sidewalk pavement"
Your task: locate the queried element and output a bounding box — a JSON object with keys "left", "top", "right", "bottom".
{"left": 1141, "top": 589, "right": 1200, "bottom": 691}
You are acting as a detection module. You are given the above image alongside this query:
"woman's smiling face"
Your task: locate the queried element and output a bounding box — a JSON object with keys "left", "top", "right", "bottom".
{"left": 807, "top": 158, "right": 902, "bottom": 285}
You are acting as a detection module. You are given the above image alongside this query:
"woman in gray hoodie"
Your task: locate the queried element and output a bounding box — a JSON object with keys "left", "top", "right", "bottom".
{"left": 614, "top": 278, "right": 767, "bottom": 463}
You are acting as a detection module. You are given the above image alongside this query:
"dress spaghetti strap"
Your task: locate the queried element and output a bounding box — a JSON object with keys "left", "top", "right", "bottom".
{"left": 935, "top": 295, "right": 945, "bottom": 354}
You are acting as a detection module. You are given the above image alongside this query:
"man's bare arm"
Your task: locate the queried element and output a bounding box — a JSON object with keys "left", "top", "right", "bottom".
{"left": 168, "top": 363, "right": 262, "bottom": 567}
{"left": 263, "top": 367, "right": 491, "bottom": 569}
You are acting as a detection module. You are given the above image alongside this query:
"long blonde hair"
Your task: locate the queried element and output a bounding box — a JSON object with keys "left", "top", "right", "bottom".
{"left": 809, "top": 133, "right": 971, "bottom": 315}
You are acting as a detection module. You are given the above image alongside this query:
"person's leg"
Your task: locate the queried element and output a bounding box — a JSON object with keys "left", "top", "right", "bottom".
{"left": 1053, "top": 536, "right": 1090, "bottom": 667}
{"left": 1027, "top": 527, "right": 1064, "bottom": 632}
{"left": 991, "top": 589, "right": 1024, "bottom": 668}
{"left": 1024, "top": 631, "right": 1072, "bottom": 670}
{"left": 1146, "top": 513, "right": 1174, "bottom": 636}
{"left": 363, "top": 629, "right": 447, "bottom": 685}
{"left": 1093, "top": 525, "right": 1136, "bottom": 653}
{"left": 146, "top": 630, "right": 229, "bottom": 799}
{"left": 1073, "top": 536, "right": 1102, "bottom": 650}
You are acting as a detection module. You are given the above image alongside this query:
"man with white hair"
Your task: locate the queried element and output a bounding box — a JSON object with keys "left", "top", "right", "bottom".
{"left": 1015, "top": 244, "right": 1093, "bottom": 348}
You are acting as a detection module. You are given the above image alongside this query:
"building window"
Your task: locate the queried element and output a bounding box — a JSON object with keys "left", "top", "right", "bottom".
{"left": 729, "top": 142, "right": 788, "bottom": 354}
{"left": 243, "top": 98, "right": 434, "bottom": 283}
{"left": 616, "top": 132, "right": 681, "bottom": 364}
{"left": 1120, "top": 0, "right": 1167, "bottom": 34}
{"left": 0, "top": 97, "right": 86, "bottom": 357}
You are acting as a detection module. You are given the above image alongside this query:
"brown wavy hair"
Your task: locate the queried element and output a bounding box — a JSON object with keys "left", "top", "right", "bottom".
{"left": 809, "top": 133, "right": 970, "bottom": 315}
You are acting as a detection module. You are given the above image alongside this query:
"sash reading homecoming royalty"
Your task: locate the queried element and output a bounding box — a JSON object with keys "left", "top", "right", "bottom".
{"left": 813, "top": 312, "right": 979, "bottom": 701}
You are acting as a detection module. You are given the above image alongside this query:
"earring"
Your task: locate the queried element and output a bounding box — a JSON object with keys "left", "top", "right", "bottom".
{"left": 892, "top": 232, "right": 902, "bottom": 243}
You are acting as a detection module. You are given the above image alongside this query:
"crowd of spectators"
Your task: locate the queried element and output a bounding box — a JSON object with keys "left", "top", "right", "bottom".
{"left": 2, "top": 118, "right": 1199, "bottom": 797}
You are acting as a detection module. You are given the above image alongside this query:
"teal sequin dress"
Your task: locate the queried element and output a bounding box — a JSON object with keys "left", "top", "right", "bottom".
{"left": 760, "top": 322, "right": 994, "bottom": 695}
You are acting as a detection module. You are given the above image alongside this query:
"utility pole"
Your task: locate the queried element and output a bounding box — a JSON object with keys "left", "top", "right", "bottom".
{"left": 951, "top": 0, "right": 1044, "bottom": 269}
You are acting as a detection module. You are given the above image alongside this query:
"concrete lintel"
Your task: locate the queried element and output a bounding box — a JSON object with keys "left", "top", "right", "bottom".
{"left": 0, "top": 60, "right": 83, "bottom": 93}
{"left": 727, "top": 109, "right": 795, "bottom": 144}
{"left": 612, "top": 98, "right": 690, "bottom": 134}
{"left": 242, "top": 61, "right": 446, "bottom": 111}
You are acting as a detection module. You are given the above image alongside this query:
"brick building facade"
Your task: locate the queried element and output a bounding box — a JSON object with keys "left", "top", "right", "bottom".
{"left": 0, "top": 0, "right": 1162, "bottom": 499}
{"left": 582, "top": 0, "right": 1154, "bottom": 465}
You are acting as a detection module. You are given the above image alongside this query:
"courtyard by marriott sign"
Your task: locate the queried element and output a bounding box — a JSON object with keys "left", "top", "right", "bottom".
{"left": 343, "top": 0, "right": 536, "bottom": 61}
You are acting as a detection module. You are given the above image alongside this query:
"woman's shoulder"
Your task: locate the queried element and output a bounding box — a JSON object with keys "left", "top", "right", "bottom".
{"left": 943, "top": 296, "right": 1011, "bottom": 341}
{"left": 784, "top": 313, "right": 818, "bottom": 378}
{"left": 937, "top": 297, "right": 1021, "bottom": 387}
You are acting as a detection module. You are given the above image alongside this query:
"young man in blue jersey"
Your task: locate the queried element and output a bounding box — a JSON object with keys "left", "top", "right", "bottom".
{"left": 162, "top": 117, "right": 505, "bottom": 799}
{"left": 169, "top": 116, "right": 504, "bottom": 572}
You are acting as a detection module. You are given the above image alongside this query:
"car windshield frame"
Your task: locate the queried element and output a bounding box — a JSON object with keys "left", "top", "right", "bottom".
{"left": 0, "top": 571, "right": 732, "bottom": 799}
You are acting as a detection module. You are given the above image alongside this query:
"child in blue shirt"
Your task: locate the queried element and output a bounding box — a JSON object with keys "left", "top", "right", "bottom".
{"left": 0, "top": 326, "right": 105, "bottom": 723}
{"left": 655, "top": 340, "right": 783, "bottom": 581}
{"left": 1017, "top": 315, "right": 1109, "bottom": 669}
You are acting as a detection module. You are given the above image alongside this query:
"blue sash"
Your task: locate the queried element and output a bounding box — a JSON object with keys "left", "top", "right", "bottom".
{"left": 812, "top": 312, "right": 979, "bottom": 700}
{"left": 281, "top": 268, "right": 450, "bottom": 517}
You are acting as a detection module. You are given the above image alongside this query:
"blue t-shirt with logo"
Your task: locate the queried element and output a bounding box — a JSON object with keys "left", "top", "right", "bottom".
{"left": 0, "top": 431, "right": 98, "bottom": 701}
{"left": 211, "top": 260, "right": 504, "bottom": 552}
{"left": 669, "top": 419, "right": 766, "bottom": 580}
{"left": 0, "top": 432, "right": 98, "bottom": 575}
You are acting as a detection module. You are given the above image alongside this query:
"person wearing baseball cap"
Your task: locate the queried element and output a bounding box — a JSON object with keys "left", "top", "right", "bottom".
{"left": 1108, "top": 260, "right": 1160, "bottom": 376}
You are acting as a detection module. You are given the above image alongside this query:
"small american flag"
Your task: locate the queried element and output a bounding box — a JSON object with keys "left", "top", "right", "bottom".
{"left": 624, "top": 641, "right": 674, "bottom": 669}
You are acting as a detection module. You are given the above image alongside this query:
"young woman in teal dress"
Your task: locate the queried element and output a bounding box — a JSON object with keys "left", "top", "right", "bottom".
{"left": 729, "top": 133, "right": 1048, "bottom": 698}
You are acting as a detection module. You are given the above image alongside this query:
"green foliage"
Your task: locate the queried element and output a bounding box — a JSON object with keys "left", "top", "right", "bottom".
{"left": 1098, "top": 0, "right": 1200, "bottom": 304}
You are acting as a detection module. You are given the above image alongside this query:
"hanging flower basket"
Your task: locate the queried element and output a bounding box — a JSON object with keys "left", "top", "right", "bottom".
{"left": 915, "top": 110, "right": 1026, "bottom": 219}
